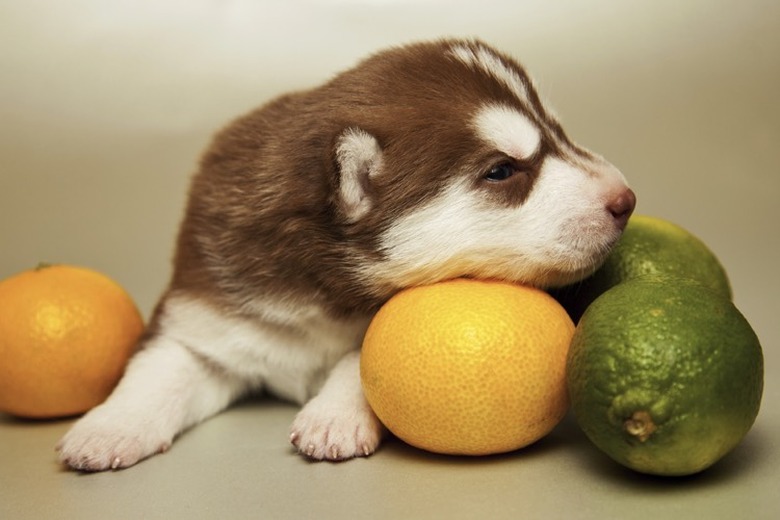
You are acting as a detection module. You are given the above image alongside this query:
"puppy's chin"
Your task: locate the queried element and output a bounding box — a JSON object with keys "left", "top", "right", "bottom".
{"left": 543, "top": 250, "right": 616, "bottom": 289}
{"left": 535, "top": 266, "right": 600, "bottom": 290}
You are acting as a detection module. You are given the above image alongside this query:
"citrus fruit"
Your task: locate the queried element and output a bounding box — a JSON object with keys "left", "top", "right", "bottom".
{"left": 0, "top": 264, "right": 144, "bottom": 418}
{"left": 552, "top": 214, "right": 732, "bottom": 321}
{"left": 360, "top": 278, "right": 574, "bottom": 456}
{"left": 567, "top": 277, "right": 763, "bottom": 476}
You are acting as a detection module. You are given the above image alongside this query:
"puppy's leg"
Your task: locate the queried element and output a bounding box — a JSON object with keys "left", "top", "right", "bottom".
{"left": 290, "top": 350, "right": 384, "bottom": 461}
{"left": 56, "top": 335, "right": 248, "bottom": 471}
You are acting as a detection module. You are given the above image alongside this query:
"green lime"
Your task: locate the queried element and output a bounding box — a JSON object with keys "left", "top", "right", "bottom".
{"left": 552, "top": 214, "right": 732, "bottom": 322}
{"left": 567, "top": 278, "right": 763, "bottom": 476}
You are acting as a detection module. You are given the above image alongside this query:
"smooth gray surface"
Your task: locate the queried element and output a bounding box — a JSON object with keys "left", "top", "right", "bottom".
{"left": 0, "top": 400, "right": 773, "bottom": 519}
{"left": 2, "top": 1, "right": 778, "bottom": 518}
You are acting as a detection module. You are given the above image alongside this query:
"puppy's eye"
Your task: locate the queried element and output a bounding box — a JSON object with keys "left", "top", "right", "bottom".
{"left": 484, "top": 162, "right": 517, "bottom": 182}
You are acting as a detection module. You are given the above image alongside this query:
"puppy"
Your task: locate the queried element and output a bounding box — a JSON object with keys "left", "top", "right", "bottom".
{"left": 57, "top": 38, "right": 635, "bottom": 470}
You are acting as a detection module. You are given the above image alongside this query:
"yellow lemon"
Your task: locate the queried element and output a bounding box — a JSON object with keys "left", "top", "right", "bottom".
{"left": 361, "top": 278, "right": 574, "bottom": 456}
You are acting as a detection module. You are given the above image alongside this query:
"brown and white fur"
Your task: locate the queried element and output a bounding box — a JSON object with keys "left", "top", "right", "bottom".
{"left": 57, "top": 39, "right": 635, "bottom": 471}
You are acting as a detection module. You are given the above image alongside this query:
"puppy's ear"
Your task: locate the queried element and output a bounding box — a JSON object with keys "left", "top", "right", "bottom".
{"left": 335, "top": 128, "right": 383, "bottom": 222}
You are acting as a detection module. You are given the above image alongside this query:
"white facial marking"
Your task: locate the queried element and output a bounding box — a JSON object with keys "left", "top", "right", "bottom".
{"left": 369, "top": 154, "right": 629, "bottom": 290}
{"left": 474, "top": 103, "right": 541, "bottom": 159}
{"left": 448, "top": 43, "right": 531, "bottom": 106}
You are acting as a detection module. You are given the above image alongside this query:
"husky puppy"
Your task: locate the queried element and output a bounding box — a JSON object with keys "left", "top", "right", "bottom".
{"left": 57, "top": 39, "right": 635, "bottom": 470}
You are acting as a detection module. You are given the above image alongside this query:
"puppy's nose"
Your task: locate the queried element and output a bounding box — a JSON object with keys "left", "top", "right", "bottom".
{"left": 607, "top": 188, "right": 636, "bottom": 229}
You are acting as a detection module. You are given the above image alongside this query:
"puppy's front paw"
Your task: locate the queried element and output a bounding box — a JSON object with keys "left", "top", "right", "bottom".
{"left": 289, "top": 397, "right": 384, "bottom": 461}
{"left": 56, "top": 405, "right": 172, "bottom": 472}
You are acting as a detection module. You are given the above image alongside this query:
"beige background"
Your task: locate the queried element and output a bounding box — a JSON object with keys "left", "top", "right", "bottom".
{"left": 1, "top": 1, "right": 778, "bottom": 518}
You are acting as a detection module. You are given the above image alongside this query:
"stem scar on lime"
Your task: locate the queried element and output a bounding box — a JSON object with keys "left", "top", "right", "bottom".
{"left": 624, "top": 411, "right": 657, "bottom": 442}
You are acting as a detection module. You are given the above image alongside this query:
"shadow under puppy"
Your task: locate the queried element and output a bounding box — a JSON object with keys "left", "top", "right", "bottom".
{"left": 57, "top": 38, "right": 635, "bottom": 471}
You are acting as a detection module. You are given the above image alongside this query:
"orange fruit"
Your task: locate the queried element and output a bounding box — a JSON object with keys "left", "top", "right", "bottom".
{"left": 0, "top": 264, "right": 144, "bottom": 418}
{"left": 360, "top": 278, "right": 574, "bottom": 456}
